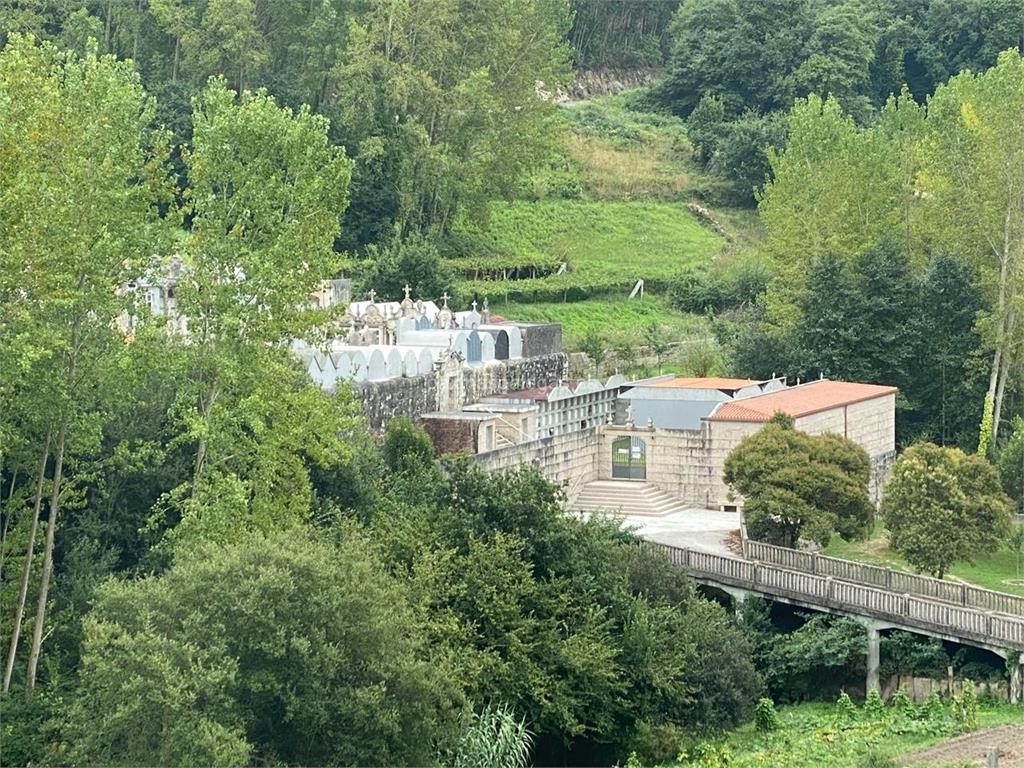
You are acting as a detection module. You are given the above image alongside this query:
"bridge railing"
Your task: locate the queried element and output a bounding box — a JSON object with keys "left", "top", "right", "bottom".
{"left": 745, "top": 539, "right": 1024, "bottom": 618}
{"left": 649, "top": 542, "right": 1024, "bottom": 651}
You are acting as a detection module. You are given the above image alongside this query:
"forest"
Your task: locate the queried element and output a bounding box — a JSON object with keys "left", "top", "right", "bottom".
{"left": 1, "top": 0, "right": 1023, "bottom": 766}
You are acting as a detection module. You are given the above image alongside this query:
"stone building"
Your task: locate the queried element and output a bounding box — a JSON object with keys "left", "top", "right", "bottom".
{"left": 474, "top": 378, "right": 898, "bottom": 510}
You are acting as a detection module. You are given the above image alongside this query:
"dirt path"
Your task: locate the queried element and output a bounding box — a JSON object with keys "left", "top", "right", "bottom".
{"left": 901, "top": 724, "right": 1024, "bottom": 767}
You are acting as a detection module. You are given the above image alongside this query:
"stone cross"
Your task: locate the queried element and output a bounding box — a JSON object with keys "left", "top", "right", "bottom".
{"left": 403, "top": 284, "right": 411, "bottom": 300}
{"left": 367, "top": 288, "right": 377, "bottom": 303}
{"left": 471, "top": 299, "right": 478, "bottom": 312}
{"left": 440, "top": 291, "right": 450, "bottom": 308}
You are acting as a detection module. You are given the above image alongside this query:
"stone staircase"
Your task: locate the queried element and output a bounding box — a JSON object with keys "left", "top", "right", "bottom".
{"left": 572, "top": 480, "right": 686, "bottom": 517}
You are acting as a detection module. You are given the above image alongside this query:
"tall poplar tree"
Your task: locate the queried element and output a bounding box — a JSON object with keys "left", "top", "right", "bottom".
{"left": 918, "top": 49, "right": 1024, "bottom": 450}
{"left": 159, "top": 79, "right": 358, "bottom": 546}
{"left": 0, "top": 36, "right": 170, "bottom": 692}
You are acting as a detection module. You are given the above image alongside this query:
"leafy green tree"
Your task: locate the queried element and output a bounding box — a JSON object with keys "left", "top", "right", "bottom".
{"left": 358, "top": 233, "right": 455, "bottom": 301}
{"left": 580, "top": 331, "right": 608, "bottom": 376}
{"left": 372, "top": 457, "right": 761, "bottom": 763}
{"left": 881, "top": 443, "right": 1013, "bottom": 577}
{"left": 686, "top": 92, "right": 726, "bottom": 164}
{"left": 382, "top": 417, "right": 437, "bottom": 476}
{"left": 918, "top": 50, "right": 1024, "bottom": 450}
{"left": 757, "top": 93, "right": 918, "bottom": 278}
{"left": 333, "top": 0, "right": 572, "bottom": 237}
{"left": 794, "top": 250, "right": 864, "bottom": 381}
{"left": 657, "top": 0, "right": 813, "bottom": 117}
{"left": 915, "top": 252, "right": 988, "bottom": 449}
{"left": 568, "top": 0, "right": 679, "bottom": 69}
{"left": 64, "top": 529, "right": 454, "bottom": 767}
{"left": 709, "top": 110, "right": 787, "bottom": 204}
{"left": 740, "top": 599, "right": 866, "bottom": 702}
{"left": 160, "top": 79, "right": 358, "bottom": 547}
{"left": 644, "top": 323, "right": 671, "bottom": 374}
{"left": 0, "top": 36, "right": 171, "bottom": 693}
{"left": 723, "top": 414, "right": 873, "bottom": 547}
{"left": 997, "top": 416, "right": 1024, "bottom": 512}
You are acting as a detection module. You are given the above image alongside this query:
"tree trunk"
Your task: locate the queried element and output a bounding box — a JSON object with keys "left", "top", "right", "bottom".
{"left": 25, "top": 424, "right": 66, "bottom": 694}
{"left": 133, "top": 0, "right": 143, "bottom": 61}
{"left": 104, "top": 0, "right": 113, "bottom": 51}
{"left": 172, "top": 36, "right": 180, "bottom": 83}
{"left": 985, "top": 217, "right": 1013, "bottom": 450}
{"left": 3, "top": 431, "right": 51, "bottom": 693}
{"left": 992, "top": 318, "right": 1015, "bottom": 444}
{"left": 0, "top": 467, "right": 21, "bottom": 585}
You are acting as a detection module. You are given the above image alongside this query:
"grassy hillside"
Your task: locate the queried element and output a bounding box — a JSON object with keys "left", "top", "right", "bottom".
{"left": 448, "top": 89, "right": 764, "bottom": 350}
{"left": 495, "top": 295, "right": 705, "bottom": 339}
{"left": 454, "top": 199, "right": 723, "bottom": 299}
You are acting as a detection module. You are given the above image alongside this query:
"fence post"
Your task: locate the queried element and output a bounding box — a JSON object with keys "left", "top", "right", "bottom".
{"left": 885, "top": 567, "right": 892, "bottom": 590}
{"left": 960, "top": 582, "right": 967, "bottom": 606}
{"left": 810, "top": 552, "right": 818, "bottom": 575}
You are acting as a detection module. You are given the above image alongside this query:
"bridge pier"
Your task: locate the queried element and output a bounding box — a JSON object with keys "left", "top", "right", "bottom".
{"left": 1011, "top": 658, "right": 1023, "bottom": 705}
{"left": 866, "top": 626, "right": 881, "bottom": 694}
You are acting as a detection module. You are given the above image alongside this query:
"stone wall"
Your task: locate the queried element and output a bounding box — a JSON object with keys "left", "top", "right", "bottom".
{"left": 357, "top": 353, "right": 567, "bottom": 433}
{"left": 357, "top": 373, "right": 438, "bottom": 433}
{"left": 462, "top": 353, "right": 567, "bottom": 404}
{"left": 517, "top": 324, "right": 562, "bottom": 358}
{"left": 421, "top": 416, "right": 480, "bottom": 455}
{"left": 598, "top": 425, "right": 724, "bottom": 508}
{"left": 474, "top": 428, "right": 601, "bottom": 502}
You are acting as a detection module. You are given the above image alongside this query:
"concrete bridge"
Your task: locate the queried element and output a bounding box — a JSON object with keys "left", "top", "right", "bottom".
{"left": 650, "top": 541, "right": 1024, "bottom": 702}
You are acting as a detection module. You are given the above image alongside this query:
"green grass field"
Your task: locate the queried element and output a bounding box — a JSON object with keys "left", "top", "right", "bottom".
{"left": 495, "top": 296, "right": 706, "bottom": 343}
{"left": 456, "top": 199, "right": 724, "bottom": 288}
{"left": 823, "top": 524, "right": 1024, "bottom": 597}
{"left": 665, "top": 700, "right": 1024, "bottom": 768}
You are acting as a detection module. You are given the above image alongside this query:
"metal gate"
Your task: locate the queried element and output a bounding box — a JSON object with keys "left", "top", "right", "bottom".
{"left": 611, "top": 436, "right": 646, "bottom": 480}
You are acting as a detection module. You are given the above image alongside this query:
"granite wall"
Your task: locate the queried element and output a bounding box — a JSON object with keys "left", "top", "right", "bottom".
{"left": 421, "top": 416, "right": 481, "bottom": 455}
{"left": 357, "top": 353, "right": 568, "bottom": 433}
{"left": 357, "top": 373, "right": 438, "bottom": 433}
{"left": 474, "top": 428, "right": 601, "bottom": 502}
{"left": 462, "top": 353, "right": 567, "bottom": 404}
{"left": 516, "top": 323, "right": 562, "bottom": 358}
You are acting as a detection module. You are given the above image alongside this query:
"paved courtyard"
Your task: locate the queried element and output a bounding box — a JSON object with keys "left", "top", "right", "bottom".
{"left": 580, "top": 507, "right": 740, "bottom": 556}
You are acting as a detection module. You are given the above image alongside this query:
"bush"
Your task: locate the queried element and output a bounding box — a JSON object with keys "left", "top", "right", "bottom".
{"left": 836, "top": 691, "right": 858, "bottom": 722}
{"left": 451, "top": 704, "right": 533, "bottom": 768}
{"left": 667, "top": 267, "right": 724, "bottom": 313}
{"left": 754, "top": 698, "right": 780, "bottom": 732}
{"left": 720, "top": 258, "right": 775, "bottom": 309}
{"left": 863, "top": 689, "right": 885, "bottom": 719}
{"left": 357, "top": 233, "right": 455, "bottom": 301}
{"left": 889, "top": 688, "right": 915, "bottom": 718}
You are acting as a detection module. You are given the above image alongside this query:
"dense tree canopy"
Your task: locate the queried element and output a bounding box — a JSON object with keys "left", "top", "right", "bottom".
{"left": 3, "top": 7, "right": 1024, "bottom": 766}
{"left": 723, "top": 414, "right": 874, "bottom": 547}
{"left": 65, "top": 530, "right": 455, "bottom": 767}
{"left": 657, "top": 0, "right": 1024, "bottom": 120}
{"left": 881, "top": 443, "right": 1012, "bottom": 578}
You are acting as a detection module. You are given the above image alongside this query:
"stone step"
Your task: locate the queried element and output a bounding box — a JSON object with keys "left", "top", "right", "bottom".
{"left": 572, "top": 481, "right": 687, "bottom": 517}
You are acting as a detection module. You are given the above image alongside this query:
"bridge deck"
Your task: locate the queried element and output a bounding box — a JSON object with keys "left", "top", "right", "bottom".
{"left": 651, "top": 543, "right": 1024, "bottom": 653}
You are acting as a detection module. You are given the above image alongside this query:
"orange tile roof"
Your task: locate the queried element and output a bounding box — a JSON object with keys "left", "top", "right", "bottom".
{"left": 707, "top": 380, "right": 897, "bottom": 422}
{"left": 647, "top": 376, "right": 760, "bottom": 390}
